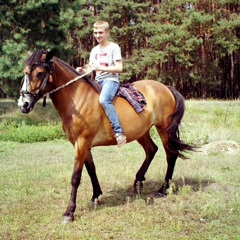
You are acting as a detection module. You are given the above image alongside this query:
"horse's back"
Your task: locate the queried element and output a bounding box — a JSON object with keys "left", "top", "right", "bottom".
{"left": 113, "top": 80, "right": 176, "bottom": 142}
{"left": 132, "top": 80, "right": 175, "bottom": 106}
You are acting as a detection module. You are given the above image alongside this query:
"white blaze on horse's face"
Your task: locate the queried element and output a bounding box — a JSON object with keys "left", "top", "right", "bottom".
{"left": 18, "top": 66, "right": 46, "bottom": 114}
{"left": 18, "top": 73, "right": 35, "bottom": 113}
{"left": 21, "top": 74, "right": 31, "bottom": 92}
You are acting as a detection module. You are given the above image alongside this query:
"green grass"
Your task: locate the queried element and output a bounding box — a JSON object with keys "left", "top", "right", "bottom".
{"left": 183, "top": 100, "right": 240, "bottom": 145}
{"left": 0, "top": 99, "right": 240, "bottom": 239}
{"left": 1, "top": 99, "right": 240, "bottom": 144}
{"left": 0, "top": 99, "right": 65, "bottom": 142}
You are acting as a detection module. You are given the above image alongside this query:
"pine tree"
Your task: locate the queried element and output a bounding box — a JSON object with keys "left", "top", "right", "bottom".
{"left": 0, "top": 0, "right": 239, "bottom": 98}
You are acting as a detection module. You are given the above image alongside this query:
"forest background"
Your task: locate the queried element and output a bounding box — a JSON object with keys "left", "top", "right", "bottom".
{"left": 0, "top": 0, "right": 239, "bottom": 99}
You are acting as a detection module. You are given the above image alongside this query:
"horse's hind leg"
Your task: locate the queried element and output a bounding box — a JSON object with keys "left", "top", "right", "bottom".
{"left": 134, "top": 131, "right": 158, "bottom": 194}
{"left": 157, "top": 130, "right": 178, "bottom": 197}
{"left": 84, "top": 150, "right": 103, "bottom": 201}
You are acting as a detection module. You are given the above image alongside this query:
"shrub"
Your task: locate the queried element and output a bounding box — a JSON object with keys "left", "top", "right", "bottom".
{"left": 0, "top": 119, "right": 65, "bottom": 143}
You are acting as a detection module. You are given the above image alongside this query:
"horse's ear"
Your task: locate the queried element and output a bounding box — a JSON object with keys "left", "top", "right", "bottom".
{"left": 45, "top": 50, "right": 55, "bottom": 62}
{"left": 45, "top": 49, "right": 59, "bottom": 62}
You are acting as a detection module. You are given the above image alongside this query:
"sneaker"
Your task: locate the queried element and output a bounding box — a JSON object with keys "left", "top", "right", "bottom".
{"left": 115, "top": 133, "right": 127, "bottom": 147}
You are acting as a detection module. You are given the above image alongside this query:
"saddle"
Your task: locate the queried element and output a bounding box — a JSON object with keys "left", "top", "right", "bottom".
{"left": 84, "top": 77, "right": 146, "bottom": 113}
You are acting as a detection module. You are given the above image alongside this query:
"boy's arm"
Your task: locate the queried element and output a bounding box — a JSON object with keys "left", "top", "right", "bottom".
{"left": 94, "top": 60, "right": 123, "bottom": 73}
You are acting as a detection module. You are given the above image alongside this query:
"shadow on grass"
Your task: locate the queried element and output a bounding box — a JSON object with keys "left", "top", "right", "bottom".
{"left": 93, "top": 177, "right": 214, "bottom": 208}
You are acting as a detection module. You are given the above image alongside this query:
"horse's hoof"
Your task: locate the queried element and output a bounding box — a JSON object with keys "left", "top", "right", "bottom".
{"left": 155, "top": 192, "right": 167, "bottom": 198}
{"left": 62, "top": 215, "right": 74, "bottom": 224}
{"left": 89, "top": 198, "right": 102, "bottom": 209}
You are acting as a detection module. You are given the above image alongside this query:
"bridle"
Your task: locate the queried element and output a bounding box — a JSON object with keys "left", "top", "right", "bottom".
{"left": 20, "top": 61, "right": 54, "bottom": 103}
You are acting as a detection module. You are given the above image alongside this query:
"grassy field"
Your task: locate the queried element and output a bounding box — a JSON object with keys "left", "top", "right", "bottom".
{"left": 0, "top": 99, "right": 240, "bottom": 239}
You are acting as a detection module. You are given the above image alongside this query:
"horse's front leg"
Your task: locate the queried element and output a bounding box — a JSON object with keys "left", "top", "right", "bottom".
{"left": 62, "top": 141, "right": 88, "bottom": 224}
{"left": 85, "top": 150, "right": 103, "bottom": 202}
{"left": 62, "top": 160, "right": 83, "bottom": 223}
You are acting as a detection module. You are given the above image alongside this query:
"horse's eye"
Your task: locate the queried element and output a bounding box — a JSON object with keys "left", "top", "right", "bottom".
{"left": 37, "top": 72, "right": 45, "bottom": 78}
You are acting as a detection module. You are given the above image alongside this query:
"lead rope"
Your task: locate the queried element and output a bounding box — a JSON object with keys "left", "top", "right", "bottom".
{"left": 43, "top": 70, "right": 93, "bottom": 97}
{"left": 42, "top": 70, "right": 93, "bottom": 107}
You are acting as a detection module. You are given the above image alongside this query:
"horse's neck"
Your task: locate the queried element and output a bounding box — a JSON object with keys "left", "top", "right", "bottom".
{"left": 50, "top": 66, "right": 95, "bottom": 120}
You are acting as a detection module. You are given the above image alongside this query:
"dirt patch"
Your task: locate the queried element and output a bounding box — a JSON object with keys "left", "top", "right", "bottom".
{"left": 200, "top": 140, "right": 240, "bottom": 154}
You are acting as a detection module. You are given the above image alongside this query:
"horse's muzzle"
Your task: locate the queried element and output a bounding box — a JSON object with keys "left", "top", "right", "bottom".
{"left": 18, "top": 94, "right": 35, "bottom": 114}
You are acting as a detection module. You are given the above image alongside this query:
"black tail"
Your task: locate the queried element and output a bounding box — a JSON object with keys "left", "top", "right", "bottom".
{"left": 167, "top": 86, "right": 195, "bottom": 159}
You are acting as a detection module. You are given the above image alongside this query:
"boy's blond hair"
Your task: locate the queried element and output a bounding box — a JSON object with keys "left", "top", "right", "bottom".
{"left": 93, "top": 21, "right": 110, "bottom": 30}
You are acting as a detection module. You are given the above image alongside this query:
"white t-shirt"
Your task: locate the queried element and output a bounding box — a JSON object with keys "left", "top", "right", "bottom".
{"left": 89, "top": 42, "right": 122, "bottom": 82}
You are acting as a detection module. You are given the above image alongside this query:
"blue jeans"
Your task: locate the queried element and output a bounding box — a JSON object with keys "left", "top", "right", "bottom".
{"left": 98, "top": 80, "right": 124, "bottom": 135}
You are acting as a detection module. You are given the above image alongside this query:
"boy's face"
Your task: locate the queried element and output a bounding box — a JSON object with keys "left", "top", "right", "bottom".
{"left": 93, "top": 27, "right": 109, "bottom": 43}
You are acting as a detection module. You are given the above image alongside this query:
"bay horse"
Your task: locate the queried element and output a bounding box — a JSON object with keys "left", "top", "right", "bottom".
{"left": 18, "top": 49, "right": 194, "bottom": 223}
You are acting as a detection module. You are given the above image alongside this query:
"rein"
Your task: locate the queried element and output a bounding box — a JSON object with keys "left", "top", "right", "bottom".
{"left": 43, "top": 70, "right": 93, "bottom": 97}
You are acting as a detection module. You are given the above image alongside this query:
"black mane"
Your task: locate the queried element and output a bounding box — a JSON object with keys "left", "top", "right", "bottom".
{"left": 26, "top": 49, "right": 101, "bottom": 93}
{"left": 53, "top": 57, "right": 101, "bottom": 93}
{"left": 27, "top": 50, "right": 80, "bottom": 76}
{"left": 26, "top": 49, "right": 47, "bottom": 66}
{"left": 53, "top": 57, "right": 81, "bottom": 76}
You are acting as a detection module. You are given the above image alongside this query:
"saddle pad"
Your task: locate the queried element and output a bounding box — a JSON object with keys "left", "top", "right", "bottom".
{"left": 117, "top": 83, "right": 147, "bottom": 113}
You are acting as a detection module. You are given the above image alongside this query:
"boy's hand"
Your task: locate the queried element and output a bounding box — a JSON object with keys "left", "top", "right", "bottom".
{"left": 76, "top": 67, "right": 83, "bottom": 73}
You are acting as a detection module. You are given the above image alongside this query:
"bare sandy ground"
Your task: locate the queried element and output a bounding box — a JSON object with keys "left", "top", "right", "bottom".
{"left": 200, "top": 140, "right": 240, "bottom": 154}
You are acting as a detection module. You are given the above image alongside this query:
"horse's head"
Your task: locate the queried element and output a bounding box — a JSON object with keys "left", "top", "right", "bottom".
{"left": 18, "top": 49, "right": 54, "bottom": 113}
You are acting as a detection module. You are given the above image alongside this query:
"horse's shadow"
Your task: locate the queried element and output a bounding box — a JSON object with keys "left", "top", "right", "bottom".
{"left": 88, "top": 177, "right": 213, "bottom": 209}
